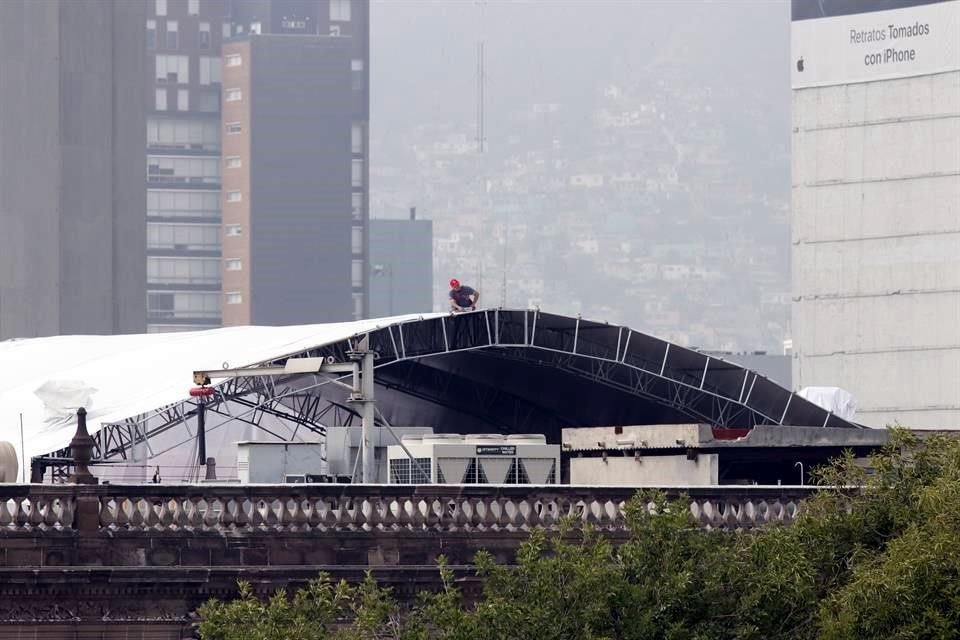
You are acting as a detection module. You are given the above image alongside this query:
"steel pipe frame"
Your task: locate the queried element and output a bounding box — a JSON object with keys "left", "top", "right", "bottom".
{"left": 39, "top": 309, "right": 853, "bottom": 467}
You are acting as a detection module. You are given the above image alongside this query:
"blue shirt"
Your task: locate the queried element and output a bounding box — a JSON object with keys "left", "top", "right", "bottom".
{"left": 449, "top": 286, "right": 476, "bottom": 307}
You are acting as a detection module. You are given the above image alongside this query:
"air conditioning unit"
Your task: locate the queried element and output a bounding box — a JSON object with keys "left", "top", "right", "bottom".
{"left": 237, "top": 441, "right": 329, "bottom": 483}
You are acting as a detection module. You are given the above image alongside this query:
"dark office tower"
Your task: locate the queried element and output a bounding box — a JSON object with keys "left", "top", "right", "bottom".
{"left": 145, "top": 0, "right": 230, "bottom": 332}
{"left": 220, "top": 0, "right": 369, "bottom": 325}
{"left": 0, "top": 0, "right": 147, "bottom": 340}
{"left": 369, "top": 215, "right": 434, "bottom": 317}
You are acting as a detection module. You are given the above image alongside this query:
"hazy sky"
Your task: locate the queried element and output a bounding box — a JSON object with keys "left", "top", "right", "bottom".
{"left": 370, "top": 0, "right": 791, "bottom": 139}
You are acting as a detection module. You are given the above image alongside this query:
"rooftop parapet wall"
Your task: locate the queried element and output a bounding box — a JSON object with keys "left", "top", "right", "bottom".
{"left": 0, "top": 483, "right": 815, "bottom": 634}
{"left": 0, "top": 484, "right": 813, "bottom": 540}
{"left": 563, "top": 424, "right": 891, "bottom": 451}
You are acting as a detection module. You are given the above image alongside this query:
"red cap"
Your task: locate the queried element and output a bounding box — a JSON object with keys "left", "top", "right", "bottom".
{"left": 449, "top": 278, "right": 460, "bottom": 289}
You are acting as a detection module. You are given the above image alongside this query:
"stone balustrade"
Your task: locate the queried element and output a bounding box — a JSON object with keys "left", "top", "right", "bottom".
{"left": 0, "top": 483, "right": 819, "bottom": 635}
{"left": 0, "top": 485, "right": 76, "bottom": 531}
{"left": 0, "top": 485, "right": 814, "bottom": 534}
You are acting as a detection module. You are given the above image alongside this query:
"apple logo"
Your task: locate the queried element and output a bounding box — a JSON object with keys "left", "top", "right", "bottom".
{"left": 796, "top": 57, "right": 804, "bottom": 72}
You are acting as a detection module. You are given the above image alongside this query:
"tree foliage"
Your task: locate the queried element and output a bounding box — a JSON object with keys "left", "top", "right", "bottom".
{"left": 199, "top": 429, "right": 960, "bottom": 640}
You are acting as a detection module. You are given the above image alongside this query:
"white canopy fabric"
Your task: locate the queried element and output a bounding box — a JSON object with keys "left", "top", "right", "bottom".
{"left": 0, "top": 314, "right": 442, "bottom": 469}
{"left": 798, "top": 387, "right": 858, "bottom": 422}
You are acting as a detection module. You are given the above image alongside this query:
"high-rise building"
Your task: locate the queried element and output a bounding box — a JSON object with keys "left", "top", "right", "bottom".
{"left": 791, "top": 0, "right": 960, "bottom": 427}
{"left": 0, "top": 0, "right": 147, "bottom": 340}
{"left": 369, "top": 211, "right": 434, "bottom": 317}
{"left": 144, "top": 0, "right": 369, "bottom": 329}
{"left": 220, "top": 0, "right": 369, "bottom": 325}
{"left": 145, "top": 0, "right": 229, "bottom": 332}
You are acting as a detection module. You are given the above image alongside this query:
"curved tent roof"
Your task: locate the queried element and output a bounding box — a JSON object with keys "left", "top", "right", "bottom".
{"left": 0, "top": 314, "right": 437, "bottom": 464}
{"left": 0, "top": 309, "right": 858, "bottom": 469}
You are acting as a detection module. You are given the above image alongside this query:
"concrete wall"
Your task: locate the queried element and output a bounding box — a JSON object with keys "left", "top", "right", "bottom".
{"left": 569, "top": 454, "right": 719, "bottom": 486}
{"left": 109, "top": 0, "right": 148, "bottom": 334}
{"left": 792, "top": 70, "right": 960, "bottom": 428}
{"left": 325, "top": 426, "right": 434, "bottom": 481}
{"left": 0, "top": 0, "right": 145, "bottom": 340}
{"left": 563, "top": 424, "right": 709, "bottom": 450}
{"left": 0, "top": 0, "right": 62, "bottom": 339}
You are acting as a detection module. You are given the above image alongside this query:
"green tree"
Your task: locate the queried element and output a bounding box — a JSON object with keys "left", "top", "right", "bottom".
{"left": 813, "top": 430, "right": 960, "bottom": 639}
{"left": 197, "top": 429, "right": 960, "bottom": 640}
{"left": 197, "top": 573, "right": 402, "bottom": 640}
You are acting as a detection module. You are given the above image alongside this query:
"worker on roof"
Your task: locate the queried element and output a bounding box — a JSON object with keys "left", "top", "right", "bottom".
{"left": 448, "top": 278, "right": 480, "bottom": 312}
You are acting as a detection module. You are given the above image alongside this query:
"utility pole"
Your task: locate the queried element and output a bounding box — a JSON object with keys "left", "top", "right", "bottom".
{"left": 193, "top": 340, "right": 381, "bottom": 483}
{"left": 359, "top": 342, "right": 376, "bottom": 483}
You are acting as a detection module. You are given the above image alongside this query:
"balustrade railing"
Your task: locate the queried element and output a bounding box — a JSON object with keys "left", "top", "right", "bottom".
{"left": 0, "top": 485, "right": 815, "bottom": 535}
{"left": 0, "top": 486, "right": 76, "bottom": 531}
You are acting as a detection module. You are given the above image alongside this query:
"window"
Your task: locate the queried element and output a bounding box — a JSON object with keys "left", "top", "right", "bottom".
{"left": 225, "top": 54, "right": 242, "bottom": 67}
{"left": 225, "top": 88, "right": 242, "bottom": 102}
{"left": 351, "top": 226, "right": 363, "bottom": 254}
{"left": 155, "top": 88, "right": 167, "bottom": 111}
{"left": 196, "top": 90, "right": 219, "bottom": 113}
{"left": 177, "top": 89, "right": 189, "bottom": 111}
{"left": 351, "top": 260, "right": 364, "bottom": 288}
{"left": 199, "top": 22, "right": 211, "bottom": 49}
{"left": 351, "top": 123, "right": 363, "bottom": 154}
{"left": 250, "top": 21, "right": 262, "bottom": 34}
{"left": 147, "top": 116, "right": 220, "bottom": 150}
{"left": 225, "top": 259, "right": 242, "bottom": 271}
{"left": 146, "top": 20, "right": 157, "bottom": 49}
{"left": 226, "top": 190, "right": 242, "bottom": 203}
{"left": 147, "top": 190, "right": 219, "bottom": 218}
{"left": 225, "top": 122, "right": 242, "bottom": 134}
{"left": 199, "top": 56, "right": 221, "bottom": 85}
{"left": 147, "top": 257, "right": 220, "bottom": 285}
{"left": 225, "top": 292, "right": 243, "bottom": 305}
{"left": 351, "top": 59, "right": 364, "bottom": 90}
{"left": 225, "top": 156, "right": 241, "bottom": 169}
{"left": 330, "top": 0, "right": 351, "bottom": 22}
{"left": 147, "top": 156, "right": 220, "bottom": 184}
{"left": 188, "top": 0, "right": 199, "bottom": 15}
{"left": 351, "top": 159, "right": 363, "bottom": 187}
{"left": 351, "top": 192, "right": 363, "bottom": 219}
{"left": 147, "top": 222, "right": 220, "bottom": 250}
{"left": 148, "top": 291, "right": 222, "bottom": 321}
{"left": 225, "top": 224, "right": 242, "bottom": 237}
{"left": 166, "top": 20, "right": 178, "bottom": 49}
{"left": 147, "top": 292, "right": 174, "bottom": 313}
{"left": 156, "top": 55, "right": 189, "bottom": 83}
{"left": 156, "top": 0, "right": 167, "bottom": 17}
{"left": 222, "top": 23, "right": 232, "bottom": 39}
{"left": 281, "top": 18, "right": 308, "bottom": 31}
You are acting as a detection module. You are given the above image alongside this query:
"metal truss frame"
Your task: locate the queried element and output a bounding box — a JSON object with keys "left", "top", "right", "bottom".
{"left": 40, "top": 309, "right": 855, "bottom": 469}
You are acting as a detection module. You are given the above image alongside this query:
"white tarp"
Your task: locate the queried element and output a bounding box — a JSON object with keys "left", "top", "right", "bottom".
{"left": 798, "top": 387, "right": 858, "bottom": 422}
{"left": 0, "top": 314, "right": 442, "bottom": 471}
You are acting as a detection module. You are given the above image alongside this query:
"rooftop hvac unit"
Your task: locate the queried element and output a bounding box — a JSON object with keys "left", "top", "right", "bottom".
{"left": 236, "top": 441, "right": 329, "bottom": 484}
{"left": 387, "top": 433, "right": 560, "bottom": 485}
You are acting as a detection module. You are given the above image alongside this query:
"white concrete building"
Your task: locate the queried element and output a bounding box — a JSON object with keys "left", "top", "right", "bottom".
{"left": 791, "top": 0, "right": 960, "bottom": 427}
{"left": 562, "top": 424, "right": 890, "bottom": 486}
